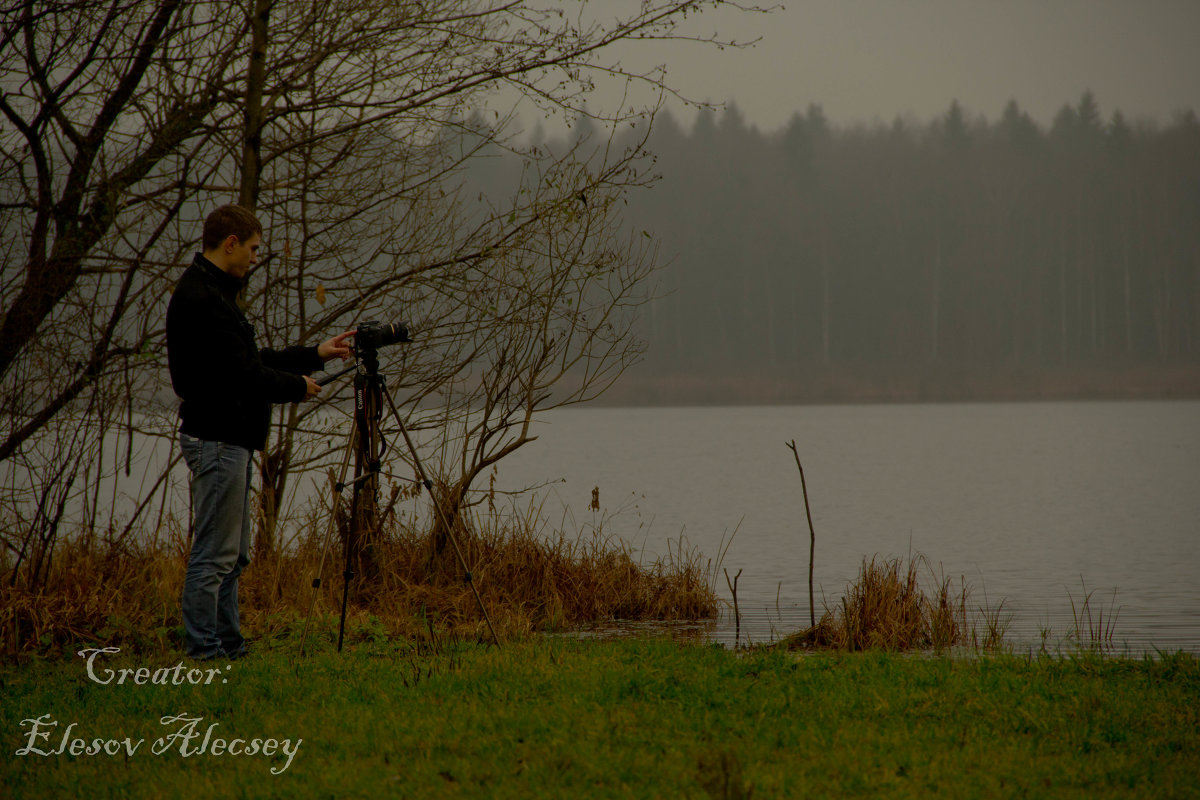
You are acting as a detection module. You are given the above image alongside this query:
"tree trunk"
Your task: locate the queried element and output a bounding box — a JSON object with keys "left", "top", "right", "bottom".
{"left": 255, "top": 438, "right": 290, "bottom": 561}
{"left": 821, "top": 217, "right": 831, "bottom": 363}
{"left": 427, "top": 482, "right": 466, "bottom": 580}
{"left": 239, "top": 0, "right": 271, "bottom": 209}
{"left": 930, "top": 233, "right": 942, "bottom": 363}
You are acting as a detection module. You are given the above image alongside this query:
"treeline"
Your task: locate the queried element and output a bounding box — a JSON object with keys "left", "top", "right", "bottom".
{"left": 605, "top": 93, "right": 1200, "bottom": 397}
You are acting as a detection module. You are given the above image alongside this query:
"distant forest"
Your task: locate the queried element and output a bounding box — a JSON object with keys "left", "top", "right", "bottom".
{"left": 504, "top": 93, "right": 1200, "bottom": 402}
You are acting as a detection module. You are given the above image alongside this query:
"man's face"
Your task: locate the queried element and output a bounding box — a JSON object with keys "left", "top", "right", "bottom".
{"left": 222, "top": 232, "right": 261, "bottom": 280}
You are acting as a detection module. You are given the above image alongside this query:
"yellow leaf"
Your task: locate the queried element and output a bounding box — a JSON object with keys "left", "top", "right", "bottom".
{"left": 315, "top": 284, "right": 326, "bottom": 305}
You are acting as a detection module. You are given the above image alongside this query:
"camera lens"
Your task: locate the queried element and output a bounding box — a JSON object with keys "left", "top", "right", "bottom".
{"left": 356, "top": 320, "right": 410, "bottom": 350}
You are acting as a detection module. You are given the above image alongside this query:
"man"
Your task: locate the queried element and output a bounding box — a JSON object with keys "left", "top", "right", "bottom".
{"left": 166, "top": 204, "right": 353, "bottom": 660}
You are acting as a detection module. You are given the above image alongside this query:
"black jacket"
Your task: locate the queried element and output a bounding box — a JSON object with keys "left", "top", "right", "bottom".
{"left": 166, "top": 253, "right": 322, "bottom": 451}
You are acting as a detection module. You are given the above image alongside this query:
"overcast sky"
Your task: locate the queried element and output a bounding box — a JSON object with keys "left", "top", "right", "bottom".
{"left": 603, "top": 0, "right": 1200, "bottom": 132}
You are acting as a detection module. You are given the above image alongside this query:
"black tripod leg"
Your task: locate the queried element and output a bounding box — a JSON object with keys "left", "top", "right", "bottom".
{"left": 382, "top": 386, "right": 502, "bottom": 648}
{"left": 298, "top": 428, "right": 357, "bottom": 657}
{"left": 339, "top": 373, "right": 383, "bottom": 652}
{"left": 337, "top": 557, "right": 353, "bottom": 652}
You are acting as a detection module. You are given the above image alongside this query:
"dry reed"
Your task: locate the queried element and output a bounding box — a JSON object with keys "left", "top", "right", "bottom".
{"left": 1, "top": 504, "right": 718, "bottom": 660}
{"left": 783, "top": 553, "right": 971, "bottom": 652}
{"left": 1066, "top": 579, "right": 1121, "bottom": 651}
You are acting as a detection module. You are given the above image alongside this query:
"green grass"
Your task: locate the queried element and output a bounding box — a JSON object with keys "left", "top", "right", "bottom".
{"left": 4, "top": 635, "right": 1198, "bottom": 798}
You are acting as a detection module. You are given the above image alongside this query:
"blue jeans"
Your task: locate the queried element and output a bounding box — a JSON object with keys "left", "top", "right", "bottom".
{"left": 179, "top": 434, "right": 252, "bottom": 659}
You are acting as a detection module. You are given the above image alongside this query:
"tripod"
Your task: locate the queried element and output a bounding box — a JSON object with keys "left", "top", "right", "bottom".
{"left": 298, "top": 346, "right": 500, "bottom": 655}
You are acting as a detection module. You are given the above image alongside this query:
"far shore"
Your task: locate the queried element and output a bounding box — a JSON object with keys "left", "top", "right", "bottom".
{"left": 599, "top": 362, "right": 1200, "bottom": 406}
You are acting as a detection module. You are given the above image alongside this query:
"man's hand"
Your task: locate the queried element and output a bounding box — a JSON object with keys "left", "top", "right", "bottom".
{"left": 318, "top": 330, "right": 355, "bottom": 362}
{"left": 303, "top": 375, "right": 321, "bottom": 400}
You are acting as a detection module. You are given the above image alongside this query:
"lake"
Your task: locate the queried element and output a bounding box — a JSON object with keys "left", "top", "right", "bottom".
{"left": 491, "top": 401, "right": 1199, "bottom": 654}
{"left": 70, "top": 399, "right": 1198, "bottom": 654}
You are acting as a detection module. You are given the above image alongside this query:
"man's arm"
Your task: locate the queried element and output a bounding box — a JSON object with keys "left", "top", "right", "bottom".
{"left": 264, "top": 331, "right": 354, "bottom": 402}
{"left": 168, "top": 280, "right": 317, "bottom": 405}
{"left": 260, "top": 331, "right": 354, "bottom": 376}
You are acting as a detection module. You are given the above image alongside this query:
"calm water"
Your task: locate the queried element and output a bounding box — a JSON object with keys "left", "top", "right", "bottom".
{"left": 492, "top": 401, "right": 1199, "bottom": 654}
{"left": 74, "top": 400, "right": 1198, "bottom": 653}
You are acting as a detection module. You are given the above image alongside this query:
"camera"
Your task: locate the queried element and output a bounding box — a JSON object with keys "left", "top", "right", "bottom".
{"left": 355, "top": 320, "right": 410, "bottom": 351}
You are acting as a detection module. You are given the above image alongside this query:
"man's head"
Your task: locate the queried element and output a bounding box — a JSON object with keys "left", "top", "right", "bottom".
{"left": 202, "top": 204, "right": 262, "bottom": 280}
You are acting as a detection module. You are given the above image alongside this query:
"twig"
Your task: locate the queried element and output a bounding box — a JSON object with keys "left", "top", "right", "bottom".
{"left": 724, "top": 567, "right": 742, "bottom": 648}
{"left": 786, "top": 440, "right": 817, "bottom": 628}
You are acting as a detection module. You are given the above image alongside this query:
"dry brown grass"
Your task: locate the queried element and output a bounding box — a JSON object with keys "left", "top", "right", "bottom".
{"left": 782, "top": 554, "right": 971, "bottom": 652}
{"left": 1, "top": 506, "right": 718, "bottom": 660}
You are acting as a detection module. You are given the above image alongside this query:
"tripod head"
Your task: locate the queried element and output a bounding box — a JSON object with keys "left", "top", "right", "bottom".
{"left": 355, "top": 320, "right": 410, "bottom": 375}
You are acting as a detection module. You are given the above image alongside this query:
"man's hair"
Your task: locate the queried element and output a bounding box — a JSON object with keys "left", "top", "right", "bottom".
{"left": 202, "top": 204, "right": 262, "bottom": 252}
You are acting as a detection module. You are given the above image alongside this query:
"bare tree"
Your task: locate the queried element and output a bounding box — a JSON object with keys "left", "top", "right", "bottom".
{"left": 393, "top": 133, "right": 662, "bottom": 573}
{"left": 1, "top": 0, "right": 765, "bottom": 581}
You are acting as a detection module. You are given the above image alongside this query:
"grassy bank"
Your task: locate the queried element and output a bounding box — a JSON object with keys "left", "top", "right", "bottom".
{"left": 4, "top": 636, "right": 1197, "bottom": 798}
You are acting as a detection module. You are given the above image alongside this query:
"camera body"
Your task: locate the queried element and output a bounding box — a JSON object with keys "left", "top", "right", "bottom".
{"left": 355, "top": 320, "right": 410, "bottom": 351}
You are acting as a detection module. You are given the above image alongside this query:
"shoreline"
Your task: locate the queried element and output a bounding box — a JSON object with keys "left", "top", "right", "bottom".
{"left": 599, "top": 362, "right": 1200, "bottom": 406}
